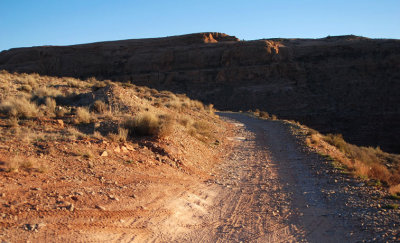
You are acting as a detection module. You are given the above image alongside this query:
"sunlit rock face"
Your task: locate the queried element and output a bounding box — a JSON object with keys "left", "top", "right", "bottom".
{"left": 1, "top": 33, "right": 400, "bottom": 153}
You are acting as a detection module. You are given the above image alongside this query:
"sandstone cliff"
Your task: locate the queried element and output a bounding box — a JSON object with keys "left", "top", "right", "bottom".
{"left": 0, "top": 33, "right": 399, "bottom": 153}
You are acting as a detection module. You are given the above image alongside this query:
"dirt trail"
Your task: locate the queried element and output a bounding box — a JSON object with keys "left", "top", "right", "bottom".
{"left": 9, "top": 112, "right": 394, "bottom": 242}
{"left": 144, "top": 112, "right": 375, "bottom": 242}
{"left": 163, "top": 112, "right": 368, "bottom": 242}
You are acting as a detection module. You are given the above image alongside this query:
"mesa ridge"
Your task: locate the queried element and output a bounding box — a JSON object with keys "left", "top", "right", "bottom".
{"left": 1, "top": 32, "right": 399, "bottom": 152}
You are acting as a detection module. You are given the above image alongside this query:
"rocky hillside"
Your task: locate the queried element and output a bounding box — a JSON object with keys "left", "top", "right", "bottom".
{"left": 1, "top": 33, "right": 399, "bottom": 153}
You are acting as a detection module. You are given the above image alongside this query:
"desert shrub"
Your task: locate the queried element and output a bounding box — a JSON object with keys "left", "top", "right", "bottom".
{"left": 92, "top": 81, "right": 107, "bottom": 90}
{"left": 179, "top": 117, "right": 193, "bottom": 128}
{"left": 166, "top": 100, "right": 181, "bottom": 109}
{"left": 322, "top": 133, "right": 400, "bottom": 186}
{"left": 108, "top": 127, "right": 129, "bottom": 142}
{"left": 18, "top": 84, "right": 32, "bottom": 93}
{"left": 389, "top": 184, "right": 400, "bottom": 195}
{"left": 3, "top": 156, "right": 42, "bottom": 173}
{"left": 324, "top": 134, "right": 381, "bottom": 165}
{"left": 45, "top": 97, "right": 57, "bottom": 114}
{"left": 271, "top": 114, "right": 278, "bottom": 120}
{"left": 6, "top": 117, "right": 19, "bottom": 127}
{"left": 124, "top": 112, "right": 173, "bottom": 138}
{"left": 34, "top": 87, "right": 62, "bottom": 98}
{"left": 189, "top": 120, "right": 213, "bottom": 142}
{"left": 55, "top": 107, "right": 66, "bottom": 117}
{"left": 86, "top": 77, "right": 98, "bottom": 83}
{"left": 157, "top": 115, "right": 174, "bottom": 138}
{"left": 205, "top": 104, "right": 214, "bottom": 114}
{"left": 259, "top": 111, "right": 270, "bottom": 119}
{"left": 65, "top": 78, "right": 89, "bottom": 89}
{"left": 74, "top": 107, "right": 93, "bottom": 124}
{"left": 368, "top": 163, "right": 391, "bottom": 184}
{"left": 16, "top": 74, "right": 38, "bottom": 88}
{"left": 324, "top": 134, "right": 348, "bottom": 153}
{"left": 190, "top": 100, "right": 204, "bottom": 110}
{"left": 153, "top": 102, "right": 162, "bottom": 108}
{"left": 0, "top": 97, "right": 39, "bottom": 118}
{"left": 93, "top": 100, "right": 107, "bottom": 114}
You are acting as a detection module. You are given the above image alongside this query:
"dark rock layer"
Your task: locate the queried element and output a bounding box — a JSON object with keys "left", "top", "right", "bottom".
{"left": 1, "top": 33, "right": 399, "bottom": 153}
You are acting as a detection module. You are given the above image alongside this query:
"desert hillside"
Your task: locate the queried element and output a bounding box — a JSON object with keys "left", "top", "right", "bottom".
{"left": 0, "top": 71, "right": 233, "bottom": 241}
{"left": 0, "top": 33, "right": 399, "bottom": 153}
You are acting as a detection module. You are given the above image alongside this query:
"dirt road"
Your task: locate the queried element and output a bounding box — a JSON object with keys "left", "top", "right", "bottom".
{"left": 10, "top": 113, "right": 398, "bottom": 242}
{"left": 161, "top": 112, "right": 370, "bottom": 242}
{"left": 138, "top": 112, "right": 384, "bottom": 242}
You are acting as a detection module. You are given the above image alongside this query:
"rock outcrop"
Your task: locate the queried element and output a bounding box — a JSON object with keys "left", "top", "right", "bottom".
{"left": 1, "top": 33, "right": 399, "bottom": 153}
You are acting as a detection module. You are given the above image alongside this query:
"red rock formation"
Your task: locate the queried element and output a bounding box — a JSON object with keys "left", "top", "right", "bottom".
{"left": 1, "top": 33, "right": 399, "bottom": 153}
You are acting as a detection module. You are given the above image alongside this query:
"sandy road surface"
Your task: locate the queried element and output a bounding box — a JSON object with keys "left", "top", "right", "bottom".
{"left": 168, "top": 112, "right": 371, "bottom": 242}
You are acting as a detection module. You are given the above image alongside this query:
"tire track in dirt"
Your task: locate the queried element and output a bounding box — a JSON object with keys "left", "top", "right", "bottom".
{"left": 28, "top": 112, "right": 381, "bottom": 242}
{"left": 198, "top": 112, "right": 371, "bottom": 242}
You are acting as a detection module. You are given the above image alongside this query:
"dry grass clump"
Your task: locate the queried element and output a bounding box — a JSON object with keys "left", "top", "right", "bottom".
{"left": 18, "top": 84, "right": 33, "bottom": 93}
{"left": 45, "top": 97, "right": 57, "bottom": 114}
{"left": 190, "top": 100, "right": 205, "bottom": 110}
{"left": 205, "top": 104, "right": 214, "bottom": 114}
{"left": 108, "top": 127, "right": 129, "bottom": 142}
{"left": 18, "top": 74, "right": 38, "bottom": 88}
{"left": 65, "top": 78, "right": 90, "bottom": 89}
{"left": 64, "top": 127, "right": 86, "bottom": 140}
{"left": 178, "top": 117, "right": 193, "bottom": 128}
{"left": 321, "top": 133, "right": 400, "bottom": 187}
{"left": 6, "top": 117, "right": 19, "bottom": 127}
{"left": 324, "top": 134, "right": 381, "bottom": 165}
{"left": 0, "top": 96, "right": 39, "bottom": 118}
{"left": 34, "top": 86, "right": 62, "bottom": 98}
{"left": 74, "top": 107, "right": 95, "bottom": 124}
{"left": 248, "top": 109, "right": 273, "bottom": 120}
{"left": 259, "top": 111, "right": 270, "bottom": 119}
{"left": 389, "top": 184, "right": 400, "bottom": 195}
{"left": 188, "top": 120, "right": 214, "bottom": 142}
{"left": 124, "top": 112, "right": 173, "bottom": 138}
{"left": 93, "top": 100, "right": 107, "bottom": 114}
{"left": 3, "top": 156, "right": 45, "bottom": 173}
{"left": 165, "top": 100, "right": 182, "bottom": 109}
{"left": 55, "top": 107, "right": 66, "bottom": 117}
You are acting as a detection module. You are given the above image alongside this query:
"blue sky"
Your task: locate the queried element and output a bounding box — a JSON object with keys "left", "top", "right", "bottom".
{"left": 1, "top": 0, "right": 399, "bottom": 51}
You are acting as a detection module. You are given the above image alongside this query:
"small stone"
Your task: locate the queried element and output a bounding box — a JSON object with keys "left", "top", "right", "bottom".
{"left": 101, "top": 151, "right": 108, "bottom": 157}
{"left": 108, "top": 195, "right": 119, "bottom": 201}
{"left": 23, "top": 224, "right": 38, "bottom": 231}
{"left": 88, "top": 161, "right": 94, "bottom": 168}
{"left": 113, "top": 146, "right": 121, "bottom": 153}
{"left": 121, "top": 146, "right": 128, "bottom": 152}
{"left": 95, "top": 205, "right": 106, "bottom": 211}
{"left": 130, "top": 194, "right": 136, "bottom": 199}
{"left": 68, "top": 203, "right": 75, "bottom": 212}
